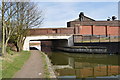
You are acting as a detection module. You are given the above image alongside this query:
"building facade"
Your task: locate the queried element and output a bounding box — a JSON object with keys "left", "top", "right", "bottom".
{"left": 67, "top": 12, "right": 120, "bottom": 36}
{"left": 29, "top": 12, "right": 120, "bottom": 36}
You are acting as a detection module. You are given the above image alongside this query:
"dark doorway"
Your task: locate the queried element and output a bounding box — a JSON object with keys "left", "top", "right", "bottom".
{"left": 29, "top": 47, "right": 39, "bottom": 50}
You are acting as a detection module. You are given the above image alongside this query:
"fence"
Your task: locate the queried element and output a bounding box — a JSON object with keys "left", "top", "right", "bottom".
{"left": 73, "top": 34, "right": 120, "bottom": 43}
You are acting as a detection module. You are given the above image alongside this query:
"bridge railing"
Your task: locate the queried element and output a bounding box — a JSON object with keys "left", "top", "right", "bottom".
{"left": 73, "top": 34, "right": 120, "bottom": 43}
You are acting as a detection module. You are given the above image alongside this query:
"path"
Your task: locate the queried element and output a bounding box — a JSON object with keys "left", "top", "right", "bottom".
{"left": 13, "top": 50, "right": 44, "bottom": 78}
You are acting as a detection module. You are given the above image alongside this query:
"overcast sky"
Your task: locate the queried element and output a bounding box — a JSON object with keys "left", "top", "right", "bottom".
{"left": 37, "top": 2, "right": 118, "bottom": 28}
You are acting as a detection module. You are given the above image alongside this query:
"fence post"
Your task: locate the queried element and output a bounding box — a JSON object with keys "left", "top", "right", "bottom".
{"left": 73, "top": 35, "right": 74, "bottom": 43}
{"left": 99, "top": 35, "right": 100, "bottom": 42}
{"left": 82, "top": 35, "right": 83, "bottom": 43}
{"left": 90, "top": 36, "right": 91, "bottom": 43}
{"left": 109, "top": 34, "right": 110, "bottom": 42}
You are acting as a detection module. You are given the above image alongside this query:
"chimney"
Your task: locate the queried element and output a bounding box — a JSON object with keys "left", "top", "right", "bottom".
{"left": 79, "top": 12, "right": 84, "bottom": 21}
{"left": 107, "top": 17, "right": 111, "bottom": 21}
{"left": 112, "top": 16, "right": 116, "bottom": 21}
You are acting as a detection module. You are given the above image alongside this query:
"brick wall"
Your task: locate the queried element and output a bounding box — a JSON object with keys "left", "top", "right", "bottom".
{"left": 29, "top": 20, "right": 120, "bottom": 36}
{"left": 79, "top": 25, "right": 120, "bottom": 36}
{"left": 41, "top": 41, "right": 52, "bottom": 53}
{"left": 60, "top": 27, "right": 74, "bottom": 34}
{"left": 29, "top": 27, "right": 75, "bottom": 35}
{"left": 93, "top": 26, "right": 106, "bottom": 35}
{"left": 108, "top": 26, "right": 120, "bottom": 36}
{"left": 79, "top": 26, "right": 92, "bottom": 35}
{"left": 67, "top": 20, "right": 120, "bottom": 27}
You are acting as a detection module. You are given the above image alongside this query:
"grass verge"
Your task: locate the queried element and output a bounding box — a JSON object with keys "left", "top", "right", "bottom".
{"left": 40, "top": 52, "right": 56, "bottom": 78}
{"left": 2, "top": 51, "right": 31, "bottom": 79}
{"left": 40, "top": 52, "right": 50, "bottom": 78}
{"left": 0, "top": 58, "right": 2, "bottom": 80}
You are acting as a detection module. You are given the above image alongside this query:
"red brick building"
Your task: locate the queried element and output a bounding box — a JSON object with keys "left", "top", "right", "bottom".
{"left": 29, "top": 12, "right": 120, "bottom": 36}
{"left": 67, "top": 12, "right": 120, "bottom": 36}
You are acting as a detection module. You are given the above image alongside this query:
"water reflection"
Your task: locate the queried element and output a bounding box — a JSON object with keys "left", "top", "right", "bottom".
{"left": 49, "top": 51, "right": 120, "bottom": 78}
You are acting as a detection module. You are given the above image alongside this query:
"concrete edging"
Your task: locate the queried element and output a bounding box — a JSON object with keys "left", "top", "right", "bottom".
{"left": 41, "top": 52, "right": 56, "bottom": 78}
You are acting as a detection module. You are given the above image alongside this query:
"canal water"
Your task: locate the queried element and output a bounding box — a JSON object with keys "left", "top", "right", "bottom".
{"left": 48, "top": 51, "right": 120, "bottom": 79}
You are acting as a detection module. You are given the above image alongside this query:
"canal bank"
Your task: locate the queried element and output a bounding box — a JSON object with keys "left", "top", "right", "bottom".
{"left": 55, "top": 42, "right": 120, "bottom": 54}
{"left": 57, "top": 46, "right": 107, "bottom": 54}
{"left": 74, "top": 42, "right": 120, "bottom": 54}
{"left": 40, "top": 51, "right": 56, "bottom": 78}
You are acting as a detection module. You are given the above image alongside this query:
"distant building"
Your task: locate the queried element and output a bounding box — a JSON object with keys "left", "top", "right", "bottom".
{"left": 29, "top": 12, "right": 120, "bottom": 37}
{"left": 67, "top": 12, "right": 120, "bottom": 36}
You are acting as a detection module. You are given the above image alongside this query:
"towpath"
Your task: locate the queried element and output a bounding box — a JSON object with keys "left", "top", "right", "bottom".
{"left": 13, "top": 50, "right": 44, "bottom": 78}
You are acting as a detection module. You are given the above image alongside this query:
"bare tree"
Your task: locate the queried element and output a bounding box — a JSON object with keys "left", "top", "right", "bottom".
{"left": 1, "top": 2, "right": 17, "bottom": 54}
{"left": 11, "top": 2, "right": 43, "bottom": 52}
{"left": 1, "top": 1, "right": 43, "bottom": 53}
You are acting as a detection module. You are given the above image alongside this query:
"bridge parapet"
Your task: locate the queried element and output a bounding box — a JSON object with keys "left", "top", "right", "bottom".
{"left": 29, "top": 27, "right": 75, "bottom": 36}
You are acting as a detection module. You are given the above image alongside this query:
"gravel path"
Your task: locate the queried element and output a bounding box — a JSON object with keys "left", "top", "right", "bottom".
{"left": 13, "top": 50, "right": 44, "bottom": 78}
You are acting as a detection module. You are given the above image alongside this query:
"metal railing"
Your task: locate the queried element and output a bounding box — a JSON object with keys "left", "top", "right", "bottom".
{"left": 73, "top": 34, "right": 120, "bottom": 43}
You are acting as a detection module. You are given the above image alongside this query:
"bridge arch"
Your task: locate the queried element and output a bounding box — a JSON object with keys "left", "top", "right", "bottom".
{"left": 23, "top": 35, "right": 74, "bottom": 51}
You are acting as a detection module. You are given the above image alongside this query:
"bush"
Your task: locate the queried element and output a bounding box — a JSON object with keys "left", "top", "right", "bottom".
{"left": 6, "top": 47, "right": 14, "bottom": 55}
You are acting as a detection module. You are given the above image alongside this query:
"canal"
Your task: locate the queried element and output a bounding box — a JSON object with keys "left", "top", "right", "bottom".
{"left": 47, "top": 51, "right": 120, "bottom": 79}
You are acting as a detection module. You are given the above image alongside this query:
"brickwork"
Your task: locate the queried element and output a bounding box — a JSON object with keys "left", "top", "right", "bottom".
{"left": 29, "top": 27, "right": 75, "bottom": 35}
{"left": 93, "top": 26, "right": 106, "bottom": 35}
{"left": 67, "top": 20, "right": 120, "bottom": 27}
{"left": 78, "top": 25, "right": 120, "bottom": 36}
{"left": 67, "top": 14, "right": 120, "bottom": 36}
{"left": 108, "top": 26, "right": 120, "bottom": 36}
{"left": 79, "top": 26, "right": 92, "bottom": 35}
{"left": 41, "top": 41, "right": 52, "bottom": 53}
{"left": 29, "top": 13, "right": 120, "bottom": 36}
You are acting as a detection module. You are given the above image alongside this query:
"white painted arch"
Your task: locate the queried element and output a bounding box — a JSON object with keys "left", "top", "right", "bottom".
{"left": 23, "top": 35, "right": 74, "bottom": 51}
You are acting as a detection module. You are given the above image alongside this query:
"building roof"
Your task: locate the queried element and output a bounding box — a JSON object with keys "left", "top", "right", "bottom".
{"left": 68, "top": 12, "right": 120, "bottom": 27}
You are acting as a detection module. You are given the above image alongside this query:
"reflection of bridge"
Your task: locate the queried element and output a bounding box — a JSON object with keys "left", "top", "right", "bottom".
{"left": 52, "top": 53, "right": 120, "bottom": 78}
{"left": 57, "top": 65, "right": 120, "bottom": 78}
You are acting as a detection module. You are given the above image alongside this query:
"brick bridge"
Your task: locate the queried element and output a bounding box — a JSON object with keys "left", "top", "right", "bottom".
{"left": 23, "top": 12, "right": 120, "bottom": 53}
{"left": 23, "top": 34, "right": 74, "bottom": 51}
{"left": 23, "top": 27, "right": 120, "bottom": 53}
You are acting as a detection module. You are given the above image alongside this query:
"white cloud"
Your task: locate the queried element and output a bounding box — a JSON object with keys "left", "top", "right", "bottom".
{"left": 38, "top": 2, "right": 118, "bottom": 28}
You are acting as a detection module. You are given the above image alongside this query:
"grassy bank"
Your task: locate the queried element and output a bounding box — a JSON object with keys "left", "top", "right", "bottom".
{"left": 2, "top": 51, "right": 31, "bottom": 78}
{"left": 40, "top": 52, "right": 56, "bottom": 78}
{"left": 41, "top": 52, "right": 50, "bottom": 78}
{"left": 0, "top": 58, "right": 2, "bottom": 80}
